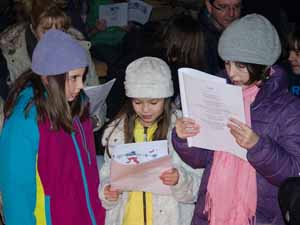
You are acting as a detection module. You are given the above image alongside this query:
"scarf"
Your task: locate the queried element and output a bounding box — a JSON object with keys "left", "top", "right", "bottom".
{"left": 122, "top": 119, "right": 157, "bottom": 225}
{"left": 204, "top": 84, "right": 259, "bottom": 225}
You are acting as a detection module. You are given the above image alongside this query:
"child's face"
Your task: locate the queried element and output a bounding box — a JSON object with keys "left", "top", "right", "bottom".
{"left": 288, "top": 46, "right": 300, "bottom": 75}
{"left": 65, "top": 67, "right": 85, "bottom": 102}
{"left": 225, "top": 61, "right": 250, "bottom": 87}
{"left": 132, "top": 98, "right": 165, "bottom": 127}
{"left": 34, "top": 18, "right": 65, "bottom": 40}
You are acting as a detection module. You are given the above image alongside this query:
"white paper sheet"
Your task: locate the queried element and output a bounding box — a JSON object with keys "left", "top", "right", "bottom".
{"left": 128, "top": 0, "right": 152, "bottom": 24}
{"left": 178, "top": 68, "right": 248, "bottom": 160}
{"left": 84, "top": 79, "right": 115, "bottom": 117}
{"left": 110, "top": 155, "right": 172, "bottom": 195}
{"left": 110, "top": 140, "right": 169, "bottom": 165}
{"left": 99, "top": 3, "right": 128, "bottom": 27}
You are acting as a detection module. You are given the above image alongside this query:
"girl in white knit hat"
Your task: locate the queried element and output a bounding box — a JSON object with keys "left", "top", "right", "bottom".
{"left": 98, "top": 56, "right": 203, "bottom": 225}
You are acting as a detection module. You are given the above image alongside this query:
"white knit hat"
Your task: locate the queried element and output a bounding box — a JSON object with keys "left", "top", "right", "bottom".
{"left": 218, "top": 14, "right": 281, "bottom": 66}
{"left": 124, "top": 57, "right": 174, "bottom": 98}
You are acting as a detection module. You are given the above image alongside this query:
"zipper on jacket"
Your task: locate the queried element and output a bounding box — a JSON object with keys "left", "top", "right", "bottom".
{"left": 143, "top": 127, "right": 147, "bottom": 225}
{"left": 143, "top": 192, "right": 147, "bottom": 225}
{"left": 74, "top": 117, "right": 91, "bottom": 165}
{"left": 72, "top": 133, "right": 98, "bottom": 225}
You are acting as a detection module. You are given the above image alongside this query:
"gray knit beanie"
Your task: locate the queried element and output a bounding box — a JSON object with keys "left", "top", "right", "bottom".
{"left": 218, "top": 14, "right": 281, "bottom": 66}
{"left": 124, "top": 57, "right": 174, "bottom": 98}
{"left": 32, "top": 29, "right": 88, "bottom": 76}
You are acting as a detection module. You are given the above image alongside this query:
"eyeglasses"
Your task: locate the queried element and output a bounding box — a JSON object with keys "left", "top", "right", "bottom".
{"left": 211, "top": 3, "right": 242, "bottom": 13}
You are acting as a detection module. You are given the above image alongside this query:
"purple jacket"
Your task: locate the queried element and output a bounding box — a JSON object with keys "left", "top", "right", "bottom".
{"left": 172, "top": 65, "right": 300, "bottom": 225}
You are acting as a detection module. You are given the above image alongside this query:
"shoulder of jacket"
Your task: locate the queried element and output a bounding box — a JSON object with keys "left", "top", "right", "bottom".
{"left": 170, "top": 109, "right": 182, "bottom": 125}
{"left": 0, "top": 23, "right": 27, "bottom": 50}
{"left": 67, "top": 27, "right": 91, "bottom": 50}
{"left": 67, "top": 27, "right": 85, "bottom": 41}
{"left": 102, "top": 117, "right": 125, "bottom": 145}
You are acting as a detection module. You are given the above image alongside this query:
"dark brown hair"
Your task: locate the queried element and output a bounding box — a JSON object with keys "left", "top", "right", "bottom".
{"left": 31, "top": 3, "right": 70, "bottom": 31}
{"left": 106, "top": 98, "right": 172, "bottom": 144}
{"left": 4, "top": 70, "right": 89, "bottom": 132}
{"left": 233, "top": 62, "right": 269, "bottom": 85}
{"left": 161, "top": 14, "right": 207, "bottom": 70}
{"left": 287, "top": 28, "right": 300, "bottom": 52}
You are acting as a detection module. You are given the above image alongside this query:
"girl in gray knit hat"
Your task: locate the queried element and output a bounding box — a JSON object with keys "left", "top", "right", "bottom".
{"left": 172, "top": 14, "right": 300, "bottom": 225}
{"left": 98, "top": 56, "right": 203, "bottom": 225}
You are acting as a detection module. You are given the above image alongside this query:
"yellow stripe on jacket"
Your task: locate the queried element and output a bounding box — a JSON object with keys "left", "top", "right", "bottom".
{"left": 34, "top": 158, "right": 47, "bottom": 225}
{"left": 122, "top": 119, "right": 158, "bottom": 225}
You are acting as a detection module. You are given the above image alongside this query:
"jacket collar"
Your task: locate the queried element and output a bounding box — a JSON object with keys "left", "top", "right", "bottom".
{"left": 25, "top": 25, "right": 37, "bottom": 60}
{"left": 252, "top": 65, "right": 288, "bottom": 108}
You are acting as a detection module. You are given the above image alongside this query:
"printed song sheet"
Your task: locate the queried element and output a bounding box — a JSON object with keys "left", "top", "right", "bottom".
{"left": 178, "top": 68, "right": 247, "bottom": 160}
{"left": 84, "top": 79, "right": 115, "bottom": 117}
{"left": 99, "top": 3, "right": 128, "bottom": 27}
{"left": 110, "top": 140, "right": 169, "bottom": 164}
{"left": 110, "top": 140, "right": 172, "bottom": 195}
{"left": 128, "top": 0, "right": 152, "bottom": 25}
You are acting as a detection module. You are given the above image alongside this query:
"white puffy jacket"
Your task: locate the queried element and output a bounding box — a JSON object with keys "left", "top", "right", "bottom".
{"left": 99, "top": 110, "right": 203, "bottom": 225}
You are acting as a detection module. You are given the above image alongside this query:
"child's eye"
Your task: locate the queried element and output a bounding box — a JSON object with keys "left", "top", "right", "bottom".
{"left": 69, "top": 77, "right": 77, "bottom": 82}
{"left": 235, "top": 62, "right": 246, "bottom": 69}
{"left": 133, "top": 100, "right": 141, "bottom": 105}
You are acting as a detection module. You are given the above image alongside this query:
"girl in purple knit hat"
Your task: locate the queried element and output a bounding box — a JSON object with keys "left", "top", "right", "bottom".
{"left": 0, "top": 29, "right": 105, "bottom": 225}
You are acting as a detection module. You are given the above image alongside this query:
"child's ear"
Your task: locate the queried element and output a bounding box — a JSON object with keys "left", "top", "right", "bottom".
{"left": 40, "top": 76, "right": 49, "bottom": 85}
{"left": 205, "top": 0, "right": 213, "bottom": 14}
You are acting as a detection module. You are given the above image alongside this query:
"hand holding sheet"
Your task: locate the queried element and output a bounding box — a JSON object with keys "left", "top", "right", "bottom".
{"left": 110, "top": 155, "right": 172, "bottom": 195}
{"left": 110, "top": 140, "right": 172, "bottom": 195}
{"left": 178, "top": 68, "right": 247, "bottom": 160}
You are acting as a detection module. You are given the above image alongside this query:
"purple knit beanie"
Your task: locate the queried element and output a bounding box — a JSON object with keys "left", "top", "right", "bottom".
{"left": 32, "top": 29, "right": 88, "bottom": 76}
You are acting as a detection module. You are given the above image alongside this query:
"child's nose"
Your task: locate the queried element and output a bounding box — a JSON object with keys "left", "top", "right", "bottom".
{"left": 142, "top": 103, "right": 149, "bottom": 113}
{"left": 288, "top": 51, "right": 297, "bottom": 62}
{"left": 77, "top": 79, "right": 84, "bottom": 90}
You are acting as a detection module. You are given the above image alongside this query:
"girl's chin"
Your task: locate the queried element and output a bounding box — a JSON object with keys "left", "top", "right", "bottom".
{"left": 67, "top": 97, "right": 75, "bottom": 102}
{"left": 140, "top": 118, "right": 154, "bottom": 127}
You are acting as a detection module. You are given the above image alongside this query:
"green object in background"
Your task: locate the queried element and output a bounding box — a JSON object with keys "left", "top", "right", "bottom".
{"left": 87, "top": 0, "right": 126, "bottom": 46}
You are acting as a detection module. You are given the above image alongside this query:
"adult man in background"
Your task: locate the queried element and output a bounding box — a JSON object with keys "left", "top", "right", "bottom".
{"left": 199, "top": 0, "right": 242, "bottom": 74}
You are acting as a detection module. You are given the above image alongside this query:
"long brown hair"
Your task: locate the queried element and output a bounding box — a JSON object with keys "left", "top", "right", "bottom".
{"left": 4, "top": 70, "right": 89, "bottom": 132}
{"left": 162, "top": 14, "right": 207, "bottom": 70}
{"left": 106, "top": 98, "right": 172, "bottom": 144}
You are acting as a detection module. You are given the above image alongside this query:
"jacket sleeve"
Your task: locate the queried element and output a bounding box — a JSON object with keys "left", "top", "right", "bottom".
{"left": 98, "top": 149, "right": 123, "bottom": 209}
{"left": 98, "top": 125, "right": 122, "bottom": 209}
{"left": 0, "top": 110, "right": 39, "bottom": 225}
{"left": 171, "top": 129, "right": 213, "bottom": 169}
{"left": 170, "top": 149, "right": 203, "bottom": 203}
{"left": 247, "top": 107, "right": 300, "bottom": 186}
